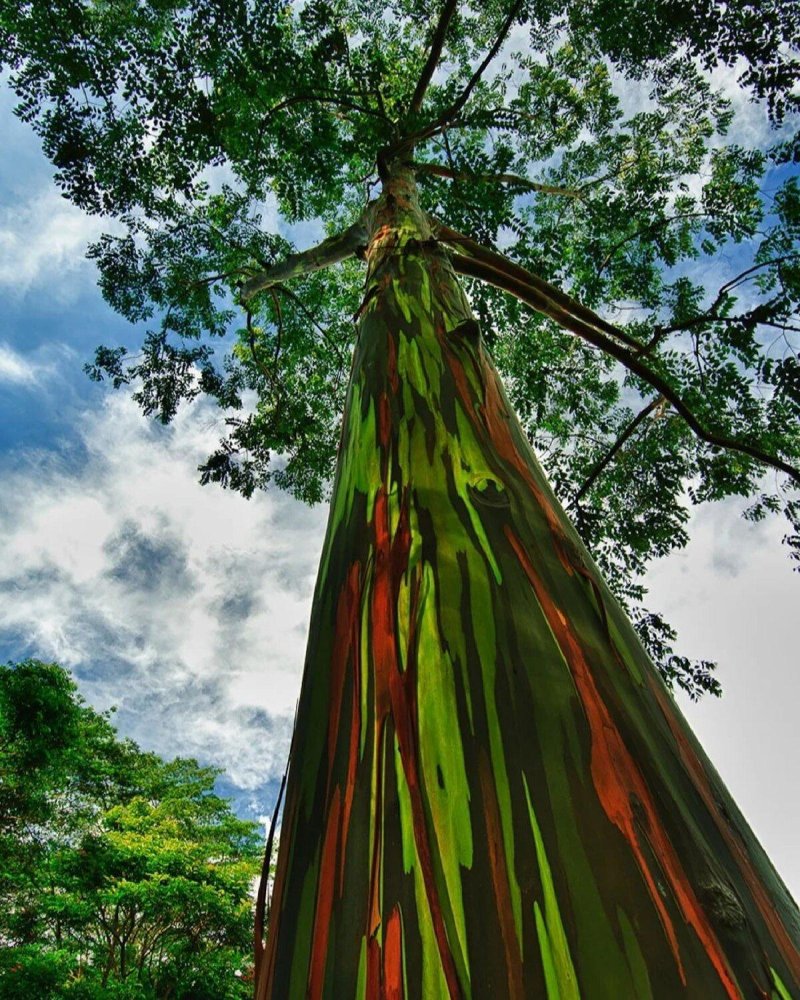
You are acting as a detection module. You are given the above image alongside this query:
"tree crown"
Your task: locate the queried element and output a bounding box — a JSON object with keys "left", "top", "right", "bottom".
{"left": 1, "top": 0, "right": 798, "bottom": 696}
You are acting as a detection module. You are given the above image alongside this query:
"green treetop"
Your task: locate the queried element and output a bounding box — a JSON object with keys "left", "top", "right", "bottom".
{"left": 0, "top": 659, "right": 261, "bottom": 999}
{"left": 3, "top": 0, "right": 797, "bottom": 696}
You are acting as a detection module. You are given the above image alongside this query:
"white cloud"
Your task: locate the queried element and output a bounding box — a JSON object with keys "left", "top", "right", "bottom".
{"left": 0, "top": 391, "right": 328, "bottom": 789}
{"left": 646, "top": 498, "right": 800, "bottom": 899}
{"left": 0, "top": 340, "right": 78, "bottom": 389}
{"left": 0, "top": 185, "right": 111, "bottom": 299}
{"left": 0, "top": 342, "right": 38, "bottom": 384}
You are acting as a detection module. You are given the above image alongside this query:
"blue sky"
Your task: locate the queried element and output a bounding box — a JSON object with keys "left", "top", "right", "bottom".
{"left": 0, "top": 70, "right": 798, "bottom": 896}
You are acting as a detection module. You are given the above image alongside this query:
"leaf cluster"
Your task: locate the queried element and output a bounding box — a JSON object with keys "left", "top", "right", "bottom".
{"left": 0, "top": 660, "right": 261, "bottom": 1000}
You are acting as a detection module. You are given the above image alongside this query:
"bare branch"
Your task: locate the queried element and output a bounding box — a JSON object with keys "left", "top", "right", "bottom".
{"left": 384, "top": 0, "right": 524, "bottom": 159}
{"left": 240, "top": 217, "right": 371, "bottom": 302}
{"left": 573, "top": 396, "right": 664, "bottom": 503}
{"left": 410, "top": 160, "right": 581, "bottom": 197}
{"left": 263, "top": 92, "right": 390, "bottom": 123}
{"left": 439, "top": 0, "right": 525, "bottom": 124}
{"left": 441, "top": 236, "right": 800, "bottom": 487}
{"left": 408, "top": 0, "right": 460, "bottom": 115}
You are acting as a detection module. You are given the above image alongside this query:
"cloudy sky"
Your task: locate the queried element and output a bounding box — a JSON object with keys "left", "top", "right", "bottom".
{"left": 0, "top": 69, "right": 798, "bottom": 902}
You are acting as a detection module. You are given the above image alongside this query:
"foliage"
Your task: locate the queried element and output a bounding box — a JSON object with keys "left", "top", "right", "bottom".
{"left": 0, "top": 660, "right": 261, "bottom": 999}
{"left": 0, "top": 0, "right": 799, "bottom": 699}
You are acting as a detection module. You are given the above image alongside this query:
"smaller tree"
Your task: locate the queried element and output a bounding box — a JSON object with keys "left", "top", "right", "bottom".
{"left": 0, "top": 660, "right": 261, "bottom": 999}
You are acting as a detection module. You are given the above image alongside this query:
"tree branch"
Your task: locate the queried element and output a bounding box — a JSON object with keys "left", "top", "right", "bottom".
{"left": 439, "top": 233, "right": 800, "bottom": 487}
{"left": 439, "top": 0, "right": 525, "bottom": 124}
{"left": 263, "top": 92, "right": 390, "bottom": 122}
{"left": 433, "top": 220, "right": 644, "bottom": 351}
{"left": 410, "top": 160, "right": 581, "bottom": 197}
{"left": 573, "top": 396, "right": 664, "bottom": 503}
{"left": 383, "top": 0, "right": 524, "bottom": 160}
{"left": 408, "top": 0, "right": 460, "bottom": 115}
{"left": 239, "top": 217, "right": 371, "bottom": 302}
{"left": 274, "top": 285, "right": 348, "bottom": 366}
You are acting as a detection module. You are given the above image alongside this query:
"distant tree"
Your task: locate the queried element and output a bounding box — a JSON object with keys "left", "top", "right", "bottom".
{"left": 1, "top": 2, "right": 799, "bottom": 996}
{"left": 0, "top": 660, "right": 261, "bottom": 999}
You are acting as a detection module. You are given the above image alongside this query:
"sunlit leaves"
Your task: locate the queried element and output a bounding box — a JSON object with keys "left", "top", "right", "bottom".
{"left": 0, "top": 660, "right": 260, "bottom": 999}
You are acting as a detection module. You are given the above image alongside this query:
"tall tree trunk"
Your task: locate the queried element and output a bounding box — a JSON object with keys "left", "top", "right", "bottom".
{"left": 256, "top": 168, "right": 800, "bottom": 999}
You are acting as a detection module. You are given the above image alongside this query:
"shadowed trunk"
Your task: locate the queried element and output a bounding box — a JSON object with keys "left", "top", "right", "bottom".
{"left": 256, "top": 167, "right": 800, "bottom": 999}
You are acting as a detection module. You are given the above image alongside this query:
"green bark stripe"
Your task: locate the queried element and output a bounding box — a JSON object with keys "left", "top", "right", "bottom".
{"left": 524, "top": 775, "right": 580, "bottom": 997}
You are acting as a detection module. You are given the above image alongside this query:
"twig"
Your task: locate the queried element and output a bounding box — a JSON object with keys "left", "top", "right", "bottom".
{"left": 573, "top": 396, "right": 664, "bottom": 503}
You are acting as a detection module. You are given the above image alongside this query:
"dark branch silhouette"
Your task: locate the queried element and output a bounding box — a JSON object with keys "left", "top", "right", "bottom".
{"left": 573, "top": 396, "right": 664, "bottom": 503}
{"left": 410, "top": 160, "right": 580, "bottom": 197}
{"left": 408, "top": 0, "right": 460, "bottom": 115}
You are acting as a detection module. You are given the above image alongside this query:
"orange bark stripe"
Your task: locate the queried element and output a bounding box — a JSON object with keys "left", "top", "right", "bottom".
{"left": 308, "top": 787, "right": 342, "bottom": 1000}
{"left": 478, "top": 750, "right": 526, "bottom": 1000}
{"left": 339, "top": 599, "right": 362, "bottom": 895}
{"left": 649, "top": 675, "right": 800, "bottom": 985}
{"left": 440, "top": 336, "right": 577, "bottom": 578}
{"left": 506, "top": 527, "right": 742, "bottom": 1000}
{"left": 384, "top": 905, "right": 405, "bottom": 1000}
{"left": 327, "top": 562, "right": 362, "bottom": 799}
{"left": 370, "top": 486, "right": 462, "bottom": 998}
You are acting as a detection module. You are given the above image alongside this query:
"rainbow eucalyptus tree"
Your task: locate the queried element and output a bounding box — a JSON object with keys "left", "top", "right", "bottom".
{"left": 2, "top": 0, "right": 800, "bottom": 996}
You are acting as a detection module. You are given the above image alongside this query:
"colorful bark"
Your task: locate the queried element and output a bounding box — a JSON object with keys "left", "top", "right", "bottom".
{"left": 255, "top": 169, "right": 800, "bottom": 999}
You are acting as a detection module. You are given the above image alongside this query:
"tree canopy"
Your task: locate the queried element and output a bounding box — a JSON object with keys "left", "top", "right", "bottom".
{"left": 1, "top": 0, "right": 798, "bottom": 697}
{"left": 0, "top": 659, "right": 261, "bottom": 999}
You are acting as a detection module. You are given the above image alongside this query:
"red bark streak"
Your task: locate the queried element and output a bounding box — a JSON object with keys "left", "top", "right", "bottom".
{"left": 308, "top": 787, "right": 342, "bottom": 1000}
{"left": 506, "top": 527, "right": 743, "bottom": 1000}
{"left": 478, "top": 750, "right": 525, "bottom": 1000}
{"left": 369, "top": 486, "right": 462, "bottom": 998}
{"left": 387, "top": 330, "right": 399, "bottom": 395}
{"left": 327, "top": 562, "right": 362, "bottom": 800}
{"left": 379, "top": 392, "right": 392, "bottom": 449}
{"left": 478, "top": 361, "right": 576, "bottom": 576}
{"left": 367, "top": 935, "right": 382, "bottom": 998}
{"left": 384, "top": 905, "right": 405, "bottom": 1000}
{"left": 367, "top": 717, "right": 387, "bottom": 941}
{"left": 339, "top": 621, "right": 362, "bottom": 896}
{"left": 649, "top": 675, "right": 800, "bottom": 986}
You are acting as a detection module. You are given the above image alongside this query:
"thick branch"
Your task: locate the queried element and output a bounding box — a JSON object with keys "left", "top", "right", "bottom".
{"left": 408, "top": 0, "right": 459, "bottom": 115}
{"left": 433, "top": 221, "right": 643, "bottom": 351}
{"left": 573, "top": 396, "right": 664, "bottom": 503}
{"left": 443, "top": 240, "right": 800, "bottom": 487}
{"left": 410, "top": 161, "right": 580, "bottom": 197}
{"left": 240, "top": 219, "right": 370, "bottom": 302}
